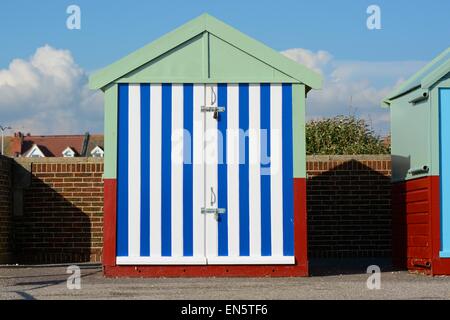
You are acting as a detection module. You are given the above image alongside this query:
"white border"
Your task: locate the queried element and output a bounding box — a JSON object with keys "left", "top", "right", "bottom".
{"left": 116, "top": 257, "right": 207, "bottom": 265}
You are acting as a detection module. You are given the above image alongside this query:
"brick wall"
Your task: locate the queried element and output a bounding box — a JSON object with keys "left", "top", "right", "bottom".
{"left": 1, "top": 155, "right": 392, "bottom": 264}
{"left": 306, "top": 155, "right": 392, "bottom": 259}
{"left": 0, "top": 156, "right": 12, "bottom": 263}
{"left": 13, "top": 158, "right": 103, "bottom": 264}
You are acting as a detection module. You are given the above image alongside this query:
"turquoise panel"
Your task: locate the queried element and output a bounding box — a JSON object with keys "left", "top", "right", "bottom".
{"left": 439, "top": 88, "right": 450, "bottom": 257}
{"left": 390, "top": 88, "right": 431, "bottom": 182}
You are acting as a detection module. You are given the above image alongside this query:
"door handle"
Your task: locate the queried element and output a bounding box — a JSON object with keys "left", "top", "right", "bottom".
{"left": 210, "top": 187, "right": 216, "bottom": 207}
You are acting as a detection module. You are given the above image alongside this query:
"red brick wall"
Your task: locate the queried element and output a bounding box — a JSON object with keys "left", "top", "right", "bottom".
{"left": 13, "top": 158, "right": 103, "bottom": 264}
{"left": 6, "top": 155, "right": 392, "bottom": 264}
{"left": 306, "top": 155, "right": 392, "bottom": 259}
{"left": 0, "top": 156, "right": 12, "bottom": 263}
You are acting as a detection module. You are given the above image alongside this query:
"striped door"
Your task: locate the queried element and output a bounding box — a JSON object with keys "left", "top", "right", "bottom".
{"left": 116, "top": 83, "right": 294, "bottom": 265}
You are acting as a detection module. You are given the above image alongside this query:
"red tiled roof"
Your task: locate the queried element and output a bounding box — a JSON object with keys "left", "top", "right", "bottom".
{"left": 22, "top": 135, "right": 85, "bottom": 157}
{"left": 2, "top": 133, "right": 105, "bottom": 157}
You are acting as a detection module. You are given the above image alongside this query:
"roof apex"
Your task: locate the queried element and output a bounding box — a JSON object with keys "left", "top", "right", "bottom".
{"left": 89, "top": 13, "right": 322, "bottom": 90}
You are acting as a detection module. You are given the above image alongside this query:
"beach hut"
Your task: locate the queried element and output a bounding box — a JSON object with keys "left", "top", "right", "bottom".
{"left": 90, "top": 14, "right": 322, "bottom": 277}
{"left": 383, "top": 47, "right": 450, "bottom": 275}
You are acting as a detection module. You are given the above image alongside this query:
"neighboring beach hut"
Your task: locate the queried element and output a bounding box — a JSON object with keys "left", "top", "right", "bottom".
{"left": 383, "top": 47, "right": 450, "bottom": 275}
{"left": 90, "top": 14, "right": 322, "bottom": 277}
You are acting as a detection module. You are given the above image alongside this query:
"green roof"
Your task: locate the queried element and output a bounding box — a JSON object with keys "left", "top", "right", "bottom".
{"left": 383, "top": 47, "right": 450, "bottom": 106}
{"left": 89, "top": 13, "right": 322, "bottom": 90}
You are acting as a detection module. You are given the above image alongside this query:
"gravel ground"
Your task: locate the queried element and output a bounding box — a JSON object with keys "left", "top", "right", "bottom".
{"left": 1, "top": 265, "right": 450, "bottom": 300}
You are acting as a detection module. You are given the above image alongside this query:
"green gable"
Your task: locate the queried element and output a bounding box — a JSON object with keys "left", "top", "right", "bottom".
{"left": 89, "top": 13, "right": 322, "bottom": 91}
{"left": 383, "top": 47, "right": 450, "bottom": 106}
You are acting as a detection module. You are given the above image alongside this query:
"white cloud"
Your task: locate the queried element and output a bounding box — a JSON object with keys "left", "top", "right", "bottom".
{"left": 0, "top": 45, "right": 426, "bottom": 136}
{"left": 282, "top": 48, "right": 332, "bottom": 75}
{"left": 282, "top": 48, "right": 426, "bottom": 135}
{"left": 0, "top": 45, "right": 103, "bottom": 134}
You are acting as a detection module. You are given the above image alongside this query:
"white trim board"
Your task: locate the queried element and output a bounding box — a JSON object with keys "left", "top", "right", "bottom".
{"left": 207, "top": 256, "right": 295, "bottom": 265}
{"left": 116, "top": 257, "right": 207, "bottom": 265}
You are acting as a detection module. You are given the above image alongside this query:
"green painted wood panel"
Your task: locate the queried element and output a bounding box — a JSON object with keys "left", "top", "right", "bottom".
{"left": 209, "top": 34, "right": 296, "bottom": 83}
{"left": 103, "top": 84, "right": 118, "bottom": 179}
{"left": 115, "top": 32, "right": 300, "bottom": 84}
{"left": 430, "top": 74, "right": 450, "bottom": 178}
{"left": 292, "top": 84, "right": 306, "bottom": 178}
{"left": 390, "top": 87, "right": 431, "bottom": 182}
{"left": 120, "top": 35, "right": 204, "bottom": 83}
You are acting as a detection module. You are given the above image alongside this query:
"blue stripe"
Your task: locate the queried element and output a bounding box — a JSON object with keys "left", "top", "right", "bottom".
{"left": 260, "top": 83, "right": 272, "bottom": 256}
{"left": 140, "top": 84, "right": 150, "bottom": 257}
{"left": 161, "top": 84, "right": 172, "bottom": 256}
{"left": 218, "top": 84, "right": 229, "bottom": 256}
{"left": 282, "top": 84, "right": 294, "bottom": 256}
{"left": 440, "top": 88, "right": 450, "bottom": 255}
{"left": 183, "top": 84, "right": 194, "bottom": 257}
{"left": 239, "top": 84, "right": 250, "bottom": 256}
{"left": 117, "top": 84, "right": 129, "bottom": 257}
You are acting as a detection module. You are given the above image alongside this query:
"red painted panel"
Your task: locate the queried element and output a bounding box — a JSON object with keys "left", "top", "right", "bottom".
{"left": 404, "top": 189, "right": 429, "bottom": 203}
{"left": 406, "top": 213, "right": 430, "bottom": 225}
{"left": 103, "top": 177, "right": 308, "bottom": 277}
{"left": 392, "top": 177, "right": 432, "bottom": 271}
{"left": 406, "top": 202, "right": 430, "bottom": 214}
{"left": 393, "top": 176, "right": 450, "bottom": 275}
{"left": 104, "top": 264, "right": 308, "bottom": 277}
{"left": 429, "top": 176, "right": 450, "bottom": 275}
{"left": 407, "top": 246, "right": 431, "bottom": 259}
{"left": 293, "top": 178, "right": 308, "bottom": 270}
{"left": 407, "top": 224, "right": 430, "bottom": 236}
{"left": 103, "top": 179, "right": 117, "bottom": 267}
{"left": 407, "top": 236, "right": 430, "bottom": 247}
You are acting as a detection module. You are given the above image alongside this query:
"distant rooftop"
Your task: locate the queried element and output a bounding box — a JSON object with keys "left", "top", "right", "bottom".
{"left": 2, "top": 132, "right": 104, "bottom": 158}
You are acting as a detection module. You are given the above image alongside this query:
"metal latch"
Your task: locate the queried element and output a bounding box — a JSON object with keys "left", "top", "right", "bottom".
{"left": 201, "top": 106, "right": 225, "bottom": 119}
{"left": 201, "top": 207, "right": 226, "bottom": 220}
{"left": 201, "top": 208, "right": 226, "bottom": 215}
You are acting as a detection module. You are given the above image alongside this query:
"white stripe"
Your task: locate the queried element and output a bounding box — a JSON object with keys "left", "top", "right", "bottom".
{"left": 227, "top": 84, "right": 240, "bottom": 257}
{"left": 249, "top": 84, "right": 261, "bottom": 257}
{"left": 207, "top": 256, "right": 295, "bottom": 265}
{"left": 270, "top": 84, "right": 284, "bottom": 256}
{"left": 149, "top": 84, "right": 162, "bottom": 257}
{"left": 171, "top": 84, "right": 184, "bottom": 257}
{"left": 117, "top": 256, "right": 207, "bottom": 265}
{"left": 193, "top": 84, "right": 205, "bottom": 257}
{"left": 205, "top": 85, "right": 218, "bottom": 257}
{"left": 128, "top": 84, "right": 141, "bottom": 257}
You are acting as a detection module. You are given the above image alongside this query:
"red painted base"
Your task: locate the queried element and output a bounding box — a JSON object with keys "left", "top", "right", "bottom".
{"left": 103, "top": 178, "right": 308, "bottom": 277}
{"left": 392, "top": 176, "right": 450, "bottom": 275}
{"left": 104, "top": 264, "right": 308, "bottom": 277}
{"left": 103, "top": 179, "right": 117, "bottom": 267}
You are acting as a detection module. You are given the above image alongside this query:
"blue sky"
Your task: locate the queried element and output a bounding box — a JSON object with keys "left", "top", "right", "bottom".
{"left": 0, "top": 0, "right": 449, "bottom": 135}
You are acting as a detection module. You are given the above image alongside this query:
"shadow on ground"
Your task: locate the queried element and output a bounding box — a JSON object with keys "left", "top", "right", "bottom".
{"left": 309, "top": 258, "right": 395, "bottom": 276}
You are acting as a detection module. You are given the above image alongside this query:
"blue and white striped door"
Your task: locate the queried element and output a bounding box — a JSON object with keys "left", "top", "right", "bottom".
{"left": 116, "top": 83, "right": 294, "bottom": 265}
{"left": 204, "top": 84, "right": 294, "bottom": 264}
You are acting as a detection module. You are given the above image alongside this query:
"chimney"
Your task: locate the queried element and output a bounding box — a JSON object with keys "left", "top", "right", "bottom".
{"left": 11, "top": 132, "right": 24, "bottom": 157}
{"left": 81, "top": 132, "right": 90, "bottom": 157}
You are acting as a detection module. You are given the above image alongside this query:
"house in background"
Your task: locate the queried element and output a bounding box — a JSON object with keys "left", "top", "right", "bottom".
{"left": 3, "top": 132, "right": 104, "bottom": 158}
